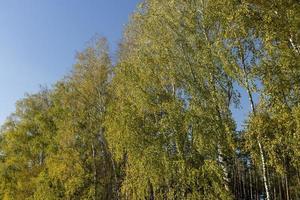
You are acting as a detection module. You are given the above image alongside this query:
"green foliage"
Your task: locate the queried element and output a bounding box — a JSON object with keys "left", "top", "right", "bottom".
{"left": 0, "top": 0, "right": 299, "bottom": 199}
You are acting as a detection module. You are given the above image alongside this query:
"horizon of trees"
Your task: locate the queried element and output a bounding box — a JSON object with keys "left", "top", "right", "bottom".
{"left": 0, "top": 0, "right": 299, "bottom": 199}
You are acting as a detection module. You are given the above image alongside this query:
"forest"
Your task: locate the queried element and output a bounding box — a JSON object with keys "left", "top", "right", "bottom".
{"left": 0, "top": 0, "right": 299, "bottom": 199}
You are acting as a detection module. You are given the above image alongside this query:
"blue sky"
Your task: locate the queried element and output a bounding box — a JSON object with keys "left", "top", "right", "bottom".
{"left": 0, "top": 0, "right": 140, "bottom": 125}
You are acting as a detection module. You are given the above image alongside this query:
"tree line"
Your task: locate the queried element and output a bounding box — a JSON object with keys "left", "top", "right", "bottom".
{"left": 0, "top": 0, "right": 299, "bottom": 199}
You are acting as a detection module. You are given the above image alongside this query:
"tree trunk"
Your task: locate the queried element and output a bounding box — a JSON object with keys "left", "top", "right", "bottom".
{"left": 241, "top": 54, "right": 270, "bottom": 200}
{"left": 92, "top": 144, "right": 98, "bottom": 200}
{"left": 257, "top": 140, "right": 270, "bottom": 200}
{"left": 97, "top": 128, "right": 118, "bottom": 199}
{"left": 285, "top": 174, "right": 289, "bottom": 200}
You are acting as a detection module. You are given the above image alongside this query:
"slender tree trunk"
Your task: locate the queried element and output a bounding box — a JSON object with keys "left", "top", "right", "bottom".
{"left": 278, "top": 178, "right": 282, "bottom": 200}
{"left": 250, "top": 168, "right": 253, "bottom": 200}
{"left": 241, "top": 55, "right": 270, "bottom": 200}
{"left": 285, "top": 174, "right": 289, "bottom": 200}
{"left": 218, "top": 145, "right": 230, "bottom": 191}
{"left": 297, "top": 171, "right": 300, "bottom": 200}
{"left": 92, "top": 144, "right": 98, "bottom": 200}
{"left": 97, "top": 128, "right": 118, "bottom": 199}
{"left": 288, "top": 35, "right": 300, "bottom": 54}
{"left": 256, "top": 175, "right": 259, "bottom": 200}
{"left": 273, "top": 183, "right": 276, "bottom": 200}
{"left": 233, "top": 163, "right": 236, "bottom": 197}
{"left": 257, "top": 140, "right": 270, "bottom": 200}
{"left": 243, "top": 169, "right": 246, "bottom": 199}
{"left": 148, "top": 180, "right": 154, "bottom": 200}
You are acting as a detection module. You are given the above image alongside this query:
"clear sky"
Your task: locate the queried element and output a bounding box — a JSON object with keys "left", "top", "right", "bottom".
{"left": 0, "top": 0, "right": 141, "bottom": 125}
